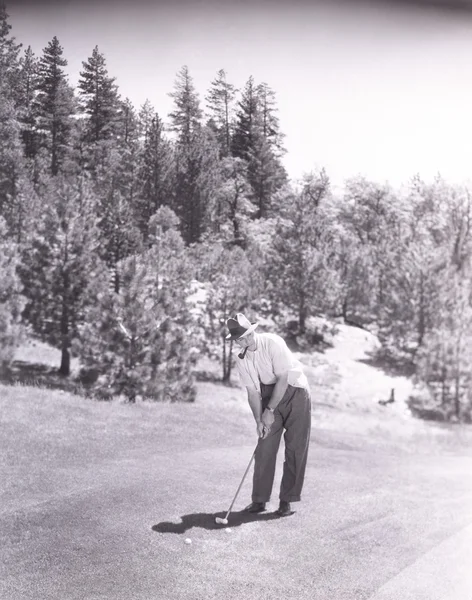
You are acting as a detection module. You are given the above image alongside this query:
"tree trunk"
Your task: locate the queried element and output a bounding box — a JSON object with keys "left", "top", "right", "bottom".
{"left": 222, "top": 334, "right": 227, "bottom": 381}
{"left": 51, "top": 118, "right": 58, "bottom": 176}
{"left": 417, "top": 273, "right": 425, "bottom": 348}
{"left": 298, "top": 294, "right": 307, "bottom": 334}
{"left": 59, "top": 265, "right": 70, "bottom": 376}
{"left": 454, "top": 373, "right": 461, "bottom": 420}
{"left": 60, "top": 347, "right": 70, "bottom": 376}
{"left": 342, "top": 297, "right": 348, "bottom": 322}
{"left": 222, "top": 337, "right": 233, "bottom": 382}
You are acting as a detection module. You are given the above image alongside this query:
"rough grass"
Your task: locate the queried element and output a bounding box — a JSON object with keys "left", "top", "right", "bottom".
{"left": 4, "top": 329, "right": 472, "bottom": 458}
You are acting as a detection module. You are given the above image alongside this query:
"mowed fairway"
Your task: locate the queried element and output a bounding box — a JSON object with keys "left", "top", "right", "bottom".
{"left": 1, "top": 381, "right": 472, "bottom": 600}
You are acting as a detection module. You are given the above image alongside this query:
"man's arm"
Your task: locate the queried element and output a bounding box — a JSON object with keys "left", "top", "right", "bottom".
{"left": 266, "top": 370, "right": 289, "bottom": 411}
{"left": 261, "top": 370, "right": 289, "bottom": 432}
{"left": 247, "top": 387, "right": 263, "bottom": 423}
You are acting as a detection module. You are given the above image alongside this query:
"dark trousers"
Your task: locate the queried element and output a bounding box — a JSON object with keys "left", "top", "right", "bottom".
{"left": 252, "top": 383, "right": 312, "bottom": 504}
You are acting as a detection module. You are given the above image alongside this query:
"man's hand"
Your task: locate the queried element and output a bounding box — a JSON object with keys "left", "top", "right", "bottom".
{"left": 256, "top": 421, "right": 268, "bottom": 439}
{"left": 256, "top": 421, "right": 265, "bottom": 438}
{"left": 261, "top": 408, "right": 275, "bottom": 431}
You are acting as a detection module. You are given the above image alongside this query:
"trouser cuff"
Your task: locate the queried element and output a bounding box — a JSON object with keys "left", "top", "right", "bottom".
{"left": 252, "top": 496, "right": 270, "bottom": 503}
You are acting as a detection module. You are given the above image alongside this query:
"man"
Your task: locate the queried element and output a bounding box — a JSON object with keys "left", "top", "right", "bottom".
{"left": 226, "top": 313, "right": 312, "bottom": 517}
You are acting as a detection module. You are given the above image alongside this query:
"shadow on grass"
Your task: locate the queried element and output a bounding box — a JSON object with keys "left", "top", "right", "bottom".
{"left": 152, "top": 509, "right": 284, "bottom": 534}
{"left": 357, "top": 349, "right": 416, "bottom": 379}
{"left": 1, "top": 360, "right": 87, "bottom": 396}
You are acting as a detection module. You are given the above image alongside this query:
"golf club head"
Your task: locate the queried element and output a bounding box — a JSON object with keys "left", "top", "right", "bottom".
{"left": 215, "top": 517, "right": 228, "bottom": 525}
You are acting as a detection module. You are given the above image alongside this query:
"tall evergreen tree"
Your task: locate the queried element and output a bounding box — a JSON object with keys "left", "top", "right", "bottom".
{"left": 0, "top": 86, "right": 37, "bottom": 242}
{"left": 17, "top": 45, "right": 40, "bottom": 158}
{"left": 247, "top": 134, "right": 286, "bottom": 218}
{"left": 205, "top": 69, "right": 237, "bottom": 156}
{"left": 78, "top": 45, "right": 120, "bottom": 145}
{"left": 34, "top": 37, "right": 75, "bottom": 176}
{"left": 173, "top": 126, "right": 219, "bottom": 244}
{"left": 168, "top": 65, "right": 202, "bottom": 144}
{"left": 231, "top": 76, "right": 258, "bottom": 161}
{"left": 256, "top": 81, "right": 285, "bottom": 154}
{"left": 136, "top": 112, "right": 174, "bottom": 237}
{"left": 0, "top": 5, "right": 22, "bottom": 100}
{"left": 231, "top": 77, "right": 286, "bottom": 218}
{"left": 137, "top": 99, "right": 155, "bottom": 140}
{"left": 169, "top": 66, "right": 218, "bottom": 243}
{"left": 114, "top": 97, "right": 141, "bottom": 204}
{"left": 20, "top": 176, "right": 104, "bottom": 375}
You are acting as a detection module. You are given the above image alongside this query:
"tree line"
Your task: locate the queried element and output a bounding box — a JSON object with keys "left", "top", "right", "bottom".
{"left": 0, "top": 6, "right": 471, "bottom": 421}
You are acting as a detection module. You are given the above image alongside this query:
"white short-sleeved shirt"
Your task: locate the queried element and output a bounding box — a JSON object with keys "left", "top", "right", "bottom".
{"left": 235, "top": 332, "right": 309, "bottom": 392}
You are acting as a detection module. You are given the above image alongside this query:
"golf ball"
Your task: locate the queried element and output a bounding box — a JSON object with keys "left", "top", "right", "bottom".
{"left": 225, "top": 528, "right": 232, "bottom": 534}
{"left": 184, "top": 538, "right": 192, "bottom": 545}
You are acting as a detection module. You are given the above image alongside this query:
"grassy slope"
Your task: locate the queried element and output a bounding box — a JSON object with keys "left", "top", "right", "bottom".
{"left": 2, "top": 328, "right": 472, "bottom": 600}
{"left": 3, "top": 326, "right": 472, "bottom": 518}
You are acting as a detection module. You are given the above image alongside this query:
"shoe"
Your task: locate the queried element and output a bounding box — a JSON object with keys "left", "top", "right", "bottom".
{"left": 277, "top": 501, "right": 294, "bottom": 517}
{"left": 244, "top": 502, "right": 266, "bottom": 513}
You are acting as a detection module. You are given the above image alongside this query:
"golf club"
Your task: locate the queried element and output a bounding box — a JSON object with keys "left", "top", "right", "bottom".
{"left": 215, "top": 446, "right": 257, "bottom": 525}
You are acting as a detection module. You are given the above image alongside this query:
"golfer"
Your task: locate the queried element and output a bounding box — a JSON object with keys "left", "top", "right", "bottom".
{"left": 226, "top": 313, "right": 312, "bottom": 517}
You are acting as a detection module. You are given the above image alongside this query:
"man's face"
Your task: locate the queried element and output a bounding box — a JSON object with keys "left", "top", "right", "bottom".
{"left": 235, "top": 333, "right": 253, "bottom": 349}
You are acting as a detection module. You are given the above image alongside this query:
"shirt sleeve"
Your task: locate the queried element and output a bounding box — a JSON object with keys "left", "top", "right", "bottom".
{"left": 235, "top": 359, "right": 257, "bottom": 389}
{"left": 267, "top": 336, "right": 293, "bottom": 378}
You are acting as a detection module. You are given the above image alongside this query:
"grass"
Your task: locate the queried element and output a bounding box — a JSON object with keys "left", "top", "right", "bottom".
{"left": 2, "top": 381, "right": 472, "bottom": 600}
{"left": 3, "top": 332, "right": 472, "bottom": 457}
{"left": 2, "top": 330, "right": 472, "bottom": 599}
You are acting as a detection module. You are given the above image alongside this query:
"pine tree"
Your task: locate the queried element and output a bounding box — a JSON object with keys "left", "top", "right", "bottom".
{"left": 210, "top": 156, "right": 253, "bottom": 245}
{"left": 256, "top": 81, "right": 285, "bottom": 154}
{"left": 136, "top": 112, "right": 174, "bottom": 237}
{"left": 35, "top": 37, "right": 75, "bottom": 176}
{"left": 115, "top": 97, "right": 141, "bottom": 204}
{"left": 78, "top": 45, "right": 120, "bottom": 145}
{"left": 231, "top": 77, "right": 286, "bottom": 218}
{"left": 17, "top": 45, "right": 40, "bottom": 158}
{"left": 168, "top": 65, "right": 202, "bottom": 144}
{"left": 137, "top": 99, "right": 155, "bottom": 140}
{"left": 168, "top": 66, "right": 223, "bottom": 243}
{"left": 0, "top": 5, "right": 22, "bottom": 101}
{"left": 76, "top": 207, "right": 197, "bottom": 401}
{"left": 173, "top": 126, "right": 219, "bottom": 244}
{"left": 0, "top": 217, "right": 25, "bottom": 375}
{"left": 247, "top": 134, "right": 286, "bottom": 218}
{"left": 191, "top": 242, "right": 255, "bottom": 381}
{"left": 231, "top": 76, "right": 259, "bottom": 161}
{"left": 94, "top": 183, "right": 143, "bottom": 294}
{"left": 267, "top": 171, "right": 338, "bottom": 333}
{"left": 337, "top": 176, "right": 408, "bottom": 329}
{"left": 205, "top": 69, "right": 237, "bottom": 156}
{"left": 19, "top": 176, "right": 104, "bottom": 375}
{"left": 0, "top": 86, "right": 36, "bottom": 242}
{"left": 411, "top": 182, "right": 472, "bottom": 422}
{"left": 416, "top": 271, "right": 472, "bottom": 422}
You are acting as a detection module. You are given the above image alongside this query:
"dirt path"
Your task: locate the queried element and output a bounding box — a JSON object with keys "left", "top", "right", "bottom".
{"left": 298, "top": 324, "right": 415, "bottom": 420}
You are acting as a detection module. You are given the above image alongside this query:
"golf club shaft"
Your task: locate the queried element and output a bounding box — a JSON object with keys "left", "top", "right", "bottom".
{"left": 224, "top": 448, "right": 256, "bottom": 520}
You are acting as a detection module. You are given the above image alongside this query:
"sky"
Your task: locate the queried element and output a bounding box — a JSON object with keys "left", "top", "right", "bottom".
{"left": 5, "top": 0, "right": 472, "bottom": 188}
